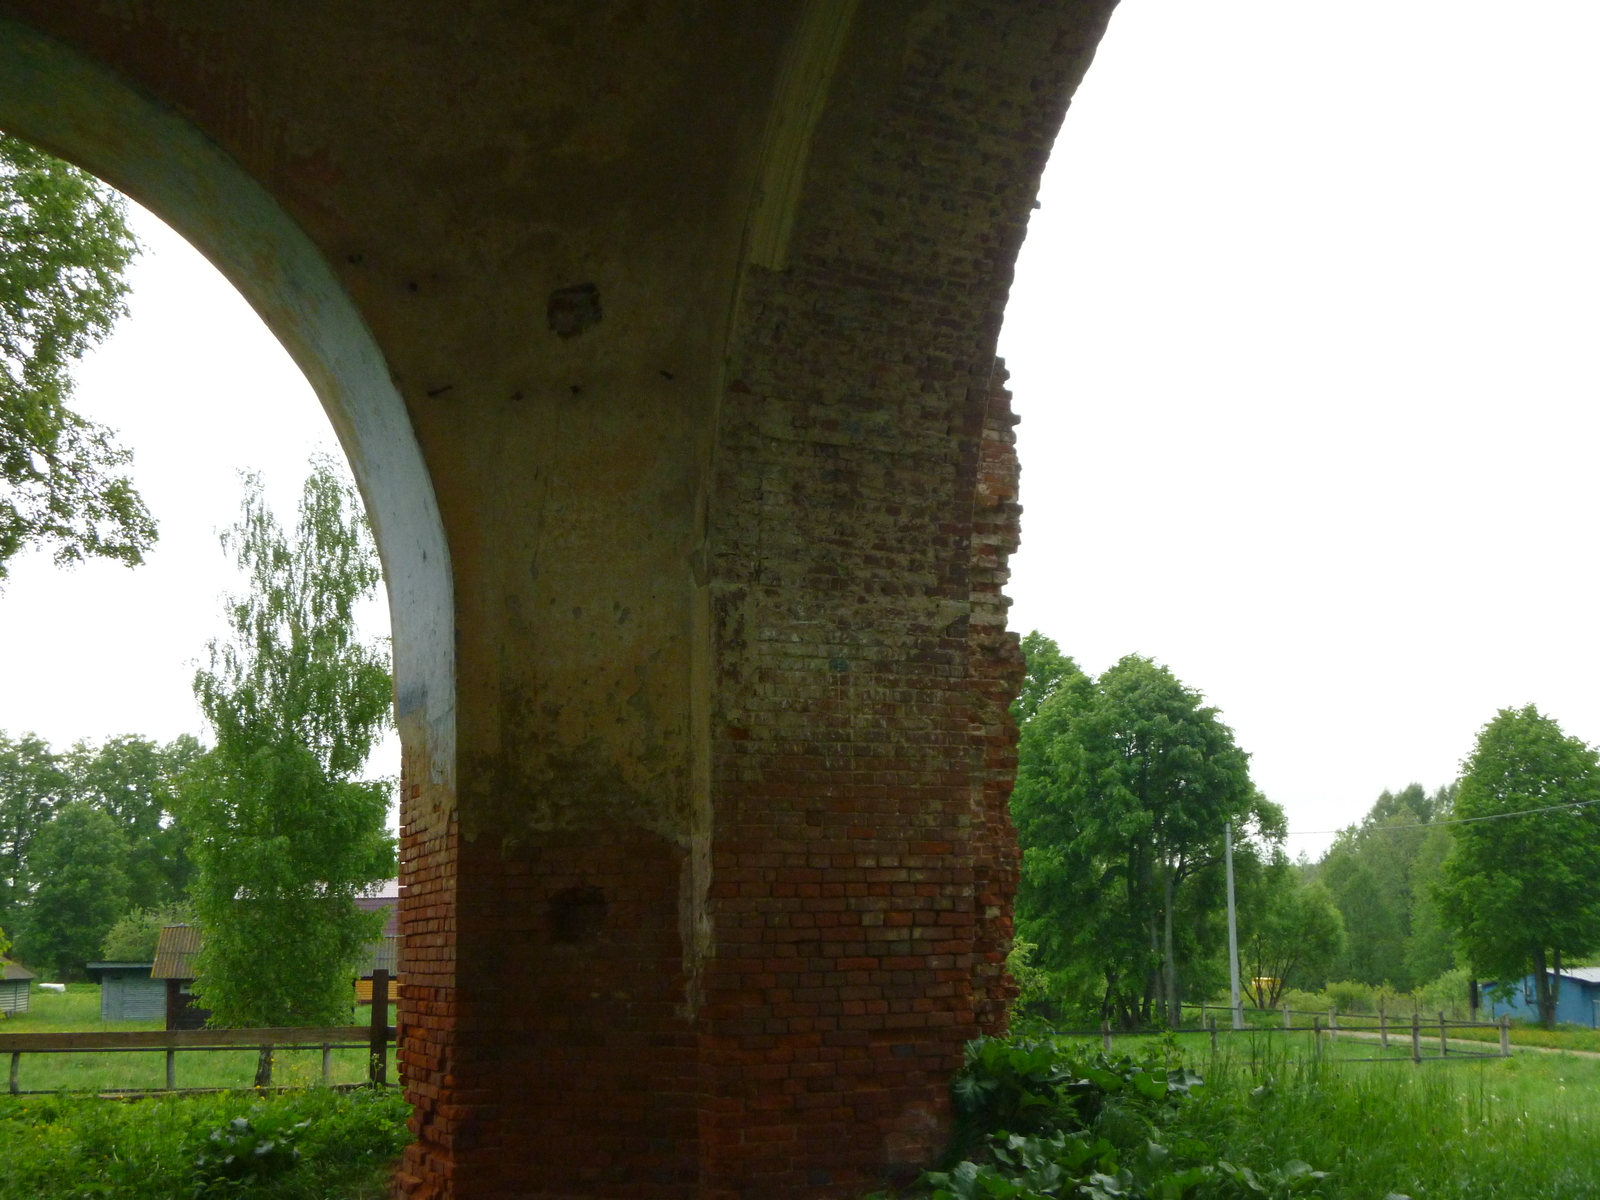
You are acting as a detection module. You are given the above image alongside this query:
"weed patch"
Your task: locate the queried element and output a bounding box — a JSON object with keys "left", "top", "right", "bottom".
{"left": 0, "top": 1087, "right": 409, "bottom": 1199}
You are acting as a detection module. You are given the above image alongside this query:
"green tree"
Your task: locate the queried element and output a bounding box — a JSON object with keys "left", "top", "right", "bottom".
{"left": 1012, "top": 630, "right": 1082, "bottom": 724}
{"left": 0, "top": 731, "right": 67, "bottom": 930}
{"left": 0, "top": 133, "right": 154, "bottom": 578}
{"left": 1012, "top": 648, "right": 1277, "bottom": 1027}
{"left": 100, "top": 901, "right": 194, "bottom": 961}
{"left": 17, "top": 802, "right": 129, "bottom": 977}
{"left": 178, "top": 457, "right": 395, "bottom": 1027}
{"left": 1437, "top": 705, "right": 1600, "bottom": 1027}
{"left": 1405, "top": 824, "right": 1458, "bottom": 984}
{"left": 66, "top": 733, "right": 201, "bottom": 910}
{"left": 1321, "top": 855, "right": 1407, "bottom": 987}
{"left": 1237, "top": 854, "right": 1346, "bottom": 1008}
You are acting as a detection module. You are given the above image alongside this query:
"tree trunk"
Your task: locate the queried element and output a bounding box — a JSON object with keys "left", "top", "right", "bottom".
{"left": 1163, "top": 865, "right": 1180, "bottom": 1027}
{"left": 1533, "top": 947, "right": 1556, "bottom": 1029}
{"left": 255, "top": 1046, "right": 273, "bottom": 1088}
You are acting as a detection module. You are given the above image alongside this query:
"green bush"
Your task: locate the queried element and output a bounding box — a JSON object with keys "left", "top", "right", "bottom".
{"left": 100, "top": 905, "right": 195, "bottom": 962}
{"left": 921, "top": 1034, "right": 1316, "bottom": 1200}
{"left": 0, "top": 1087, "right": 409, "bottom": 1199}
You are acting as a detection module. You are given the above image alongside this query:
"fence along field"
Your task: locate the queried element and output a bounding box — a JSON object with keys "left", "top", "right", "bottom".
{"left": 1050, "top": 1003, "right": 1517, "bottom": 1065}
{"left": 0, "top": 973, "right": 396, "bottom": 1095}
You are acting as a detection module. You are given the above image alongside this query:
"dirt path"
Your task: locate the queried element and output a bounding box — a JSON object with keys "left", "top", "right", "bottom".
{"left": 1333, "top": 1029, "right": 1600, "bottom": 1060}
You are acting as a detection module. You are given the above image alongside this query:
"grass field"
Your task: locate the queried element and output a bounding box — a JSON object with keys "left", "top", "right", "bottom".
{"left": 0, "top": 984, "right": 397, "bottom": 1093}
{"left": 1025, "top": 1025, "right": 1600, "bottom": 1197}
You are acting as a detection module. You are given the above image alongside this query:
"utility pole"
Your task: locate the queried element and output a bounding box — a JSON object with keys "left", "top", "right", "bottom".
{"left": 1225, "top": 821, "right": 1243, "bottom": 1029}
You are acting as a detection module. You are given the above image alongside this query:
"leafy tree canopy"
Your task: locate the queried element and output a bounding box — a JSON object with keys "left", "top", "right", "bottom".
{"left": 1236, "top": 851, "right": 1345, "bottom": 1008}
{"left": 1011, "top": 642, "right": 1280, "bottom": 1028}
{"left": 180, "top": 457, "right": 395, "bottom": 1027}
{"left": 17, "top": 801, "right": 129, "bottom": 978}
{"left": 100, "top": 901, "right": 194, "bottom": 962}
{"left": 0, "top": 133, "right": 154, "bottom": 578}
{"left": 1437, "top": 704, "right": 1600, "bottom": 1026}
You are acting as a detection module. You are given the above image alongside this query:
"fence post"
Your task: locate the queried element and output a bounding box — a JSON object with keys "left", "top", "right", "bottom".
{"left": 370, "top": 967, "right": 389, "bottom": 1086}
{"left": 254, "top": 1046, "right": 273, "bottom": 1089}
{"left": 1411, "top": 1011, "right": 1421, "bottom": 1064}
{"left": 1379, "top": 1004, "right": 1388, "bottom": 1049}
{"left": 1329, "top": 1007, "right": 1338, "bottom": 1043}
{"left": 7, "top": 1051, "right": 17, "bottom": 1095}
{"left": 165, "top": 1048, "right": 175, "bottom": 1091}
{"left": 322, "top": 1043, "right": 333, "bottom": 1084}
{"left": 1208, "top": 1015, "right": 1218, "bottom": 1055}
{"left": 1282, "top": 1002, "right": 1291, "bottom": 1030}
{"left": 1439, "top": 1011, "right": 1448, "bottom": 1057}
{"left": 1101, "top": 1020, "right": 1112, "bottom": 1055}
{"left": 1313, "top": 1015, "right": 1322, "bottom": 1059}
{"left": 1500, "top": 1015, "right": 1511, "bottom": 1058}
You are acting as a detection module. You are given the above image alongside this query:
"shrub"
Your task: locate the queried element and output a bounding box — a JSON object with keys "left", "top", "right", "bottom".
{"left": 101, "top": 904, "right": 195, "bottom": 962}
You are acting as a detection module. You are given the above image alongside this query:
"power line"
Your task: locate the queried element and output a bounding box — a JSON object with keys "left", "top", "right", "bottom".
{"left": 1285, "top": 796, "right": 1600, "bottom": 838}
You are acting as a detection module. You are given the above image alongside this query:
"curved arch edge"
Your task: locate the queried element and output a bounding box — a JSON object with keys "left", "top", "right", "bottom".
{"left": 0, "top": 14, "right": 455, "bottom": 789}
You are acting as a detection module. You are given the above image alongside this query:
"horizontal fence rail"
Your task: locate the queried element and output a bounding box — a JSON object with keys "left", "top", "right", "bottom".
{"left": 3, "top": 969, "right": 397, "bottom": 1096}
{"left": 1039, "top": 1005, "right": 1516, "bottom": 1065}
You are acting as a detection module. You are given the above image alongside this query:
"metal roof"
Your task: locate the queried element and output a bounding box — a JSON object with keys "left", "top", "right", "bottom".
{"left": 1, "top": 961, "right": 35, "bottom": 982}
{"left": 151, "top": 924, "right": 203, "bottom": 980}
{"left": 1561, "top": 967, "right": 1600, "bottom": 984}
{"left": 360, "top": 934, "right": 400, "bottom": 977}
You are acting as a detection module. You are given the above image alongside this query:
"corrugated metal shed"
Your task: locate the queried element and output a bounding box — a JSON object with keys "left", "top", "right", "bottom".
{"left": 151, "top": 924, "right": 202, "bottom": 980}
{"left": 0, "top": 960, "right": 34, "bottom": 1015}
{"left": 85, "top": 961, "right": 166, "bottom": 1022}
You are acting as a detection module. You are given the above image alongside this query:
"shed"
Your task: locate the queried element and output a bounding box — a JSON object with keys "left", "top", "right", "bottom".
{"left": 151, "top": 924, "right": 211, "bottom": 1031}
{"left": 354, "top": 935, "right": 401, "bottom": 1004}
{"left": 1482, "top": 968, "right": 1600, "bottom": 1027}
{"left": 0, "top": 961, "right": 34, "bottom": 1015}
{"left": 84, "top": 961, "right": 165, "bottom": 1022}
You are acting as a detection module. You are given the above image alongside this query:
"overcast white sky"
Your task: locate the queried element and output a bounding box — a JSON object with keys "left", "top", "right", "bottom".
{"left": 3, "top": 1, "right": 1598, "bottom": 856}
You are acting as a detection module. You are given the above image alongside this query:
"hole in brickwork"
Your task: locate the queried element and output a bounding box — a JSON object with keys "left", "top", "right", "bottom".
{"left": 548, "top": 886, "right": 607, "bottom": 944}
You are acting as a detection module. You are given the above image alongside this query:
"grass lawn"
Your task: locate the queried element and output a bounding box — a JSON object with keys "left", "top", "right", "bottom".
{"left": 1, "top": 983, "right": 396, "bottom": 1093}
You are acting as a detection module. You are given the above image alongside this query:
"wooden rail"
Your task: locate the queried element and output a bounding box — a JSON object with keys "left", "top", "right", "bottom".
{"left": 3, "top": 971, "right": 396, "bottom": 1096}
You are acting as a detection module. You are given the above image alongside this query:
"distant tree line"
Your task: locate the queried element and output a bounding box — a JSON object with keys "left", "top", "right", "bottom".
{"left": 1012, "top": 633, "right": 1600, "bottom": 1031}
{"left": 0, "top": 730, "right": 199, "bottom": 977}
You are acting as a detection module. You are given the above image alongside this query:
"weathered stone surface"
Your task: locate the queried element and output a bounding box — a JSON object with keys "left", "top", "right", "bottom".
{"left": 0, "top": 2, "right": 1117, "bottom": 1196}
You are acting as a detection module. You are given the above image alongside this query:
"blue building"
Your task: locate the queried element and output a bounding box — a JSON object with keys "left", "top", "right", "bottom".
{"left": 1482, "top": 968, "right": 1600, "bottom": 1027}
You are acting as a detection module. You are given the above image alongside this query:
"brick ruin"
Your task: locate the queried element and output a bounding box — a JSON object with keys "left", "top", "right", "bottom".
{"left": 0, "top": 3, "right": 1122, "bottom": 1196}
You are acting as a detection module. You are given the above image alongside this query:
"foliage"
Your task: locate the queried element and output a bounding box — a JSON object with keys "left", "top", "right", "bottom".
{"left": 180, "top": 458, "right": 394, "bottom": 1027}
{"left": 0, "top": 731, "right": 198, "bottom": 971}
{"left": 1007, "top": 941, "right": 1055, "bottom": 1014}
{"left": 193, "top": 1113, "right": 308, "bottom": 1194}
{"left": 101, "top": 902, "right": 196, "bottom": 961}
{"left": 66, "top": 734, "right": 202, "bottom": 911}
{"left": 1012, "top": 638, "right": 1281, "bottom": 1028}
{"left": 1436, "top": 705, "right": 1600, "bottom": 1027}
{"left": 0, "top": 731, "right": 66, "bottom": 930}
{"left": 0, "top": 132, "right": 155, "bottom": 579}
{"left": 0, "top": 1087, "right": 409, "bottom": 1199}
{"left": 1012, "top": 631, "right": 1084, "bottom": 725}
{"left": 1309, "top": 783, "right": 1456, "bottom": 992}
{"left": 1235, "top": 857, "right": 1345, "bottom": 1009}
{"left": 15, "top": 802, "right": 129, "bottom": 978}
{"left": 922, "top": 1033, "right": 1317, "bottom": 1200}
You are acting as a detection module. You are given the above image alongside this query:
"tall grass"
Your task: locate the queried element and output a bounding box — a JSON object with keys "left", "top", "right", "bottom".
{"left": 1194, "top": 1040, "right": 1600, "bottom": 1198}
{"left": 0, "top": 1087, "right": 409, "bottom": 1199}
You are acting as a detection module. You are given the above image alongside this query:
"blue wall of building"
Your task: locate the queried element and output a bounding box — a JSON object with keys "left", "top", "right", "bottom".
{"left": 1483, "top": 975, "right": 1600, "bottom": 1027}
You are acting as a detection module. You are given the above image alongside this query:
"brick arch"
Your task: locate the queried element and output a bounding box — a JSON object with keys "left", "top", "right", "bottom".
{"left": 0, "top": 15, "right": 455, "bottom": 794}
{"left": 0, "top": 3, "right": 1120, "bottom": 1196}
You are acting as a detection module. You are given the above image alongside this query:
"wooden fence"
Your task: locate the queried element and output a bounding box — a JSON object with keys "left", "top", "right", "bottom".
{"left": 1048, "top": 1003, "right": 1514, "bottom": 1064}
{"left": 0, "top": 969, "right": 395, "bottom": 1096}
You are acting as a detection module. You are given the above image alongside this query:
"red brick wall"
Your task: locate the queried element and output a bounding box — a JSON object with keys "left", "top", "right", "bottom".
{"left": 394, "top": 3, "right": 1115, "bottom": 1196}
